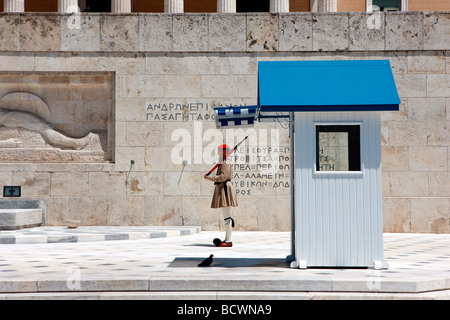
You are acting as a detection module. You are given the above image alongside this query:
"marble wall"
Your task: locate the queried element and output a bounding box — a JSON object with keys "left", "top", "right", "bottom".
{"left": 0, "top": 12, "right": 448, "bottom": 233}
{"left": 0, "top": 12, "right": 448, "bottom": 52}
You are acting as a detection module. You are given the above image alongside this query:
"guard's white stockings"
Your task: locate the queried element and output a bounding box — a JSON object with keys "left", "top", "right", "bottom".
{"left": 222, "top": 207, "right": 232, "bottom": 243}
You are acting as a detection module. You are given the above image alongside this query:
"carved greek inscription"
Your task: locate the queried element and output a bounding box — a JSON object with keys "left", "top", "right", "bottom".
{"left": 146, "top": 101, "right": 251, "bottom": 122}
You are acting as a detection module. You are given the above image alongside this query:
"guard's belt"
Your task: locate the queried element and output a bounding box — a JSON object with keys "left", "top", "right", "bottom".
{"left": 214, "top": 179, "right": 231, "bottom": 185}
{"left": 214, "top": 179, "right": 231, "bottom": 198}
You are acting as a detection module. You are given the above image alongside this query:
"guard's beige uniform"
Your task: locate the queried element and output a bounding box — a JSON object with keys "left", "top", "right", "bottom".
{"left": 205, "top": 160, "right": 237, "bottom": 244}
{"left": 205, "top": 162, "right": 238, "bottom": 209}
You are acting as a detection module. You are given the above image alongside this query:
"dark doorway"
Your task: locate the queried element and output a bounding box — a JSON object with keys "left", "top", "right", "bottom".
{"left": 373, "top": 0, "right": 401, "bottom": 11}
{"left": 85, "top": 0, "right": 111, "bottom": 12}
{"left": 236, "top": 0, "right": 270, "bottom": 12}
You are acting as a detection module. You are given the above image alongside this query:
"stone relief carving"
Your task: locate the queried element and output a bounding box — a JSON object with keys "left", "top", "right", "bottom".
{"left": 0, "top": 138, "right": 22, "bottom": 148}
{"left": 0, "top": 92, "right": 52, "bottom": 120}
{"left": 0, "top": 108, "right": 94, "bottom": 150}
{"left": 0, "top": 92, "right": 94, "bottom": 150}
{"left": 0, "top": 72, "right": 113, "bottom": 163}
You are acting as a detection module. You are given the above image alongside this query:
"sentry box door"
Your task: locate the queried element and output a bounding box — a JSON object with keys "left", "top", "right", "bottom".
{"left": 293, "top": 111, "right": 385, "bottom": 269}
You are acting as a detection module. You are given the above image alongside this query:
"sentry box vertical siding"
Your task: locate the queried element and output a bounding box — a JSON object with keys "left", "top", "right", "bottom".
{"left": 294, "top": 111, "right": 385, "bottom": 268}
{"left": 257, "top": 60, "right": 399, "bottom": 269}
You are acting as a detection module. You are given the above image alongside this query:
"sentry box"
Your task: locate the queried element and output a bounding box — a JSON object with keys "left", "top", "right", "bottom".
{"left": 216, "top": 60, "right": 400, "bottom": 269}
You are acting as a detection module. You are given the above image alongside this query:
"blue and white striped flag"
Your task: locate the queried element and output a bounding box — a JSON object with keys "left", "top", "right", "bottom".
{"left": 214, "top": 106, "right": 259, "bottom": 128}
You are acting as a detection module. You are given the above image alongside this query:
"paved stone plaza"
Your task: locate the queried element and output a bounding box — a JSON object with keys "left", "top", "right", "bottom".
{"left": 0, "top": 228, "right": 449, "bottom": 299}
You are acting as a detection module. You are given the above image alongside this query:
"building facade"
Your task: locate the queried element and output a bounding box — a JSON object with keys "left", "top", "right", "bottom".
{"left": 1, "top": 0, "right": 450, "bottom": 13}
{"left": 0, "top": 1, "right": 449, "bottom": 233}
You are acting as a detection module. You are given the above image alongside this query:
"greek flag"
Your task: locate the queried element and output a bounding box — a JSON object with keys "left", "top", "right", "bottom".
{"left": 214, "top": 106, "right": 259, "bottom": 128}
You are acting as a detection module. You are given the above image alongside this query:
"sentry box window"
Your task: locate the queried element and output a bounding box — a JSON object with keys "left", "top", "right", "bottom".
{"left": 316, "top": 125, "right": 361, "bottom": 172}
{"left": 3, "top": 186, "right": 21, "bottom": 197}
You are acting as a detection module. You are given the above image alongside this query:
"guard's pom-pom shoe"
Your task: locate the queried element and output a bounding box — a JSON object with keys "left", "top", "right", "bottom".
{"left": 218, "top": 242, "right": 232, "bottom": 247}
{"left": 213, "top": 238, "right": 232, "bottom": 247}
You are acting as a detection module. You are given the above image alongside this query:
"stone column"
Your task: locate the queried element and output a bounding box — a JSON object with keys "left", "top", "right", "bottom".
{"left": 58, "top": 0, "right": 79, "bottom": 13}
{"left": 217, "top": 0, "right": 236, "bottom": 13}
{"left": 164, "top": 0, "right": 183, "bottom": 13}
{"left": 314, "top": 0, "right": 337, "bottom": 12}
{"left": 4, "top": 0, "right": 24, "bottom": 12}
{"left": 112, "top": 0, "right": 132, "bottom": 13}
{"left": 270, "top": 0, "right": 289, "bottom": 13}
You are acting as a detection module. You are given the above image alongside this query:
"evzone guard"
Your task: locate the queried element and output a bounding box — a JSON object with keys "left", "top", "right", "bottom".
{"left": 204, "top": 144, "right": 238, "bottom": 247}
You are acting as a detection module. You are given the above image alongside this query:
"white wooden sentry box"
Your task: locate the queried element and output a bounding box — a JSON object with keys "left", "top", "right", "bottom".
{"left": 294, "top": 112, "right": 385, "bottom": 268}
{"left": 216, "top": 60, "right": 400, "bottom": 269}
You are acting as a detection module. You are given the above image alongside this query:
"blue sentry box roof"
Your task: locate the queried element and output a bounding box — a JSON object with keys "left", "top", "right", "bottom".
{"left": 258, "top": 60, "right": 400, "bottom": 112}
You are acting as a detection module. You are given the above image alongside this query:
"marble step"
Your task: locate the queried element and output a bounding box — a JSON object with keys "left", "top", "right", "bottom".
{"left": 0, "top": 208, "right": 43, "bottom": 230}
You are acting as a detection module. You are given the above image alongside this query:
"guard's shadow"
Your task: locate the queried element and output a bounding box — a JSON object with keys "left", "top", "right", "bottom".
{"left": 168, "top": 257, "right": 289, "bottom": 268}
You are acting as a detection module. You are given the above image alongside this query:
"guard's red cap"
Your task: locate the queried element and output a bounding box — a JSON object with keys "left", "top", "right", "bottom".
{"left": 218, "top": 144, "right": 230, "bottom": 150}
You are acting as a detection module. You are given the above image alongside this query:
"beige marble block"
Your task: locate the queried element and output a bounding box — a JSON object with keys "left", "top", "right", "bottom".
{"left": 139, "top": 15, "right": 173, "bottom": 52}
{"left": 388, "top": 121, "right": 428, "bottom": 146}
{"left": 61, "top": 15, "right": 100, "bottom": 52}
{"left": 50, "top": 172, "right": 89, "bottom": 197}
{"left": 411, "top": 198, "right": 449, "bottom": 233}
{"left": 394, "top": 74, "right": 427, "bottom": 98}
{"left": 172, "top": 15, "right": 208, "bottom": 52}
{"left": 409, "top": 147, "right": 447, "bottom": 171}
{"left": 423, "top": 12, "right": 450, "bottom": 51}
{"left": 107, "top": 196, "right": 145, "bottom": 225}
{"left": 12, "top": 172, "right": 51, "bottom": 197}
{"left": 389, "top": 172, "right": 429, "bottom": 197}
{"left": 382, "top": 146, "right": 409, "bottom": 171}
{"left": 427, "top": 121, "right": 450, "bottom": 146}
{"left": 312, "top": 13, "right": 349, "bottom": 51}
{"left": 88, "top": 172, "right": 127, "bottom": 197}
{"left": 383, "top": 198, "right": 411, "bottom": 233}
{"left": 163, "top": 171, "right": 202, "bottom": 196}
{"left": 68, "top": 197, "right": 108, "bottom": 225}
{"left": 246, "top": 14, "right": 279, "bottom": 52}
{"left": 349, "top": 13, "right": 385, "bottom": 51}
{"left": 208, "top": 15, "right": 246, "bottom": 52}
{"left": 19, "top": 15, "right": 61, "bottom": 51}
{"left": 126, "top": 171, "right": 164, "bottom": 197}
{"left": 429, "top": 172, "right": 450, "bottom": 197}
{"left": 427, "top": 74, "right": 449, "bottom": 98}
{"left": 279, "top": 14, "right": 313, "bottom": 51}
{"left": 408, "top": 98, "right": 446, "bottom": 121}
{"left": 0, "top": 15, "right": 20, "bottom": 51}
{"left": 408, "top": 51, "right": 446, "bottom": 74}
{"left": 100, "top": 15, "right": 139, "bottom": 51}
{"left": 385, "top": 13, "right": 424, "bottom": 51}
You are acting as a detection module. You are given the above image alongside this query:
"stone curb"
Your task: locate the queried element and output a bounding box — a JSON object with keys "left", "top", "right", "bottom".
{"left": 0, "top": 226, "right": 201, "bottom": 244}
{"left": 0, "top": 276, "right": 448, "bottom": 295}
{"left": 1, "top": 289, "right": 450, "bottom": 300}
